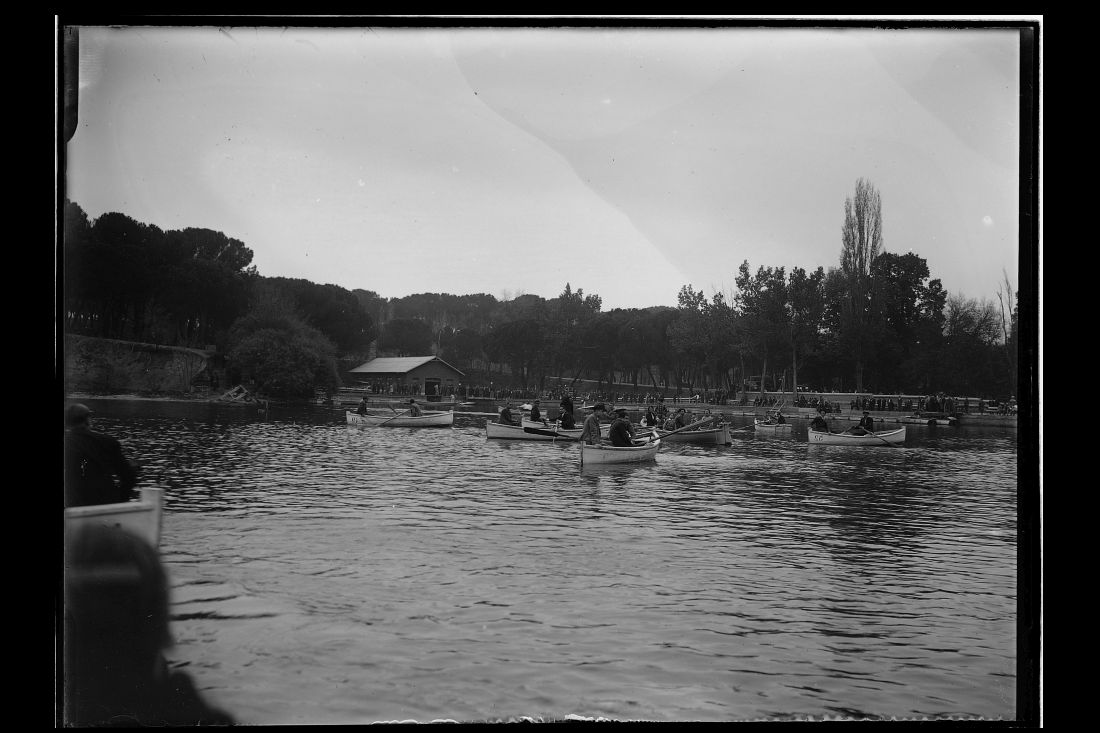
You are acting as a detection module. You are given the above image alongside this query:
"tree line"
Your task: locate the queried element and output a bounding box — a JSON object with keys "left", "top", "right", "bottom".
{"left": 61, "top": 178, "right": 1018, "bottom": 401}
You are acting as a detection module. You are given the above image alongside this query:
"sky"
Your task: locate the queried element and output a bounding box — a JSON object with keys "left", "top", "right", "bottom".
{"left": 63, "top": 21, "right": 1031, "bottom": 311}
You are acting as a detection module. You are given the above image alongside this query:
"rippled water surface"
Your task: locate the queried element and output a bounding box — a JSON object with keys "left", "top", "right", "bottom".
{"left": 76, "top": 400, "right": 1021, "bottom": 723}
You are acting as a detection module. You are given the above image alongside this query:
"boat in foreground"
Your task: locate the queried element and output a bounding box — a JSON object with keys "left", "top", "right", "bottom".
{"left": 808, "top": 426, "right": 907, "bottom": 446}
{"left": 486, "top": 420, "right": 583, "bottom": 441}
{"left": 580, "top": 438, "right": 661, "bottom": 465}
{"left": 64, "top": 487, "right": 164, "bottom": 548}
{"left": 655, "top": 424, "right": 732, "bottom": 445}
{"left": 346, "top": 410, "right": 454, "bottom": 428}
{"left": 754, "top": 419, "right": 793, "bottom": 436}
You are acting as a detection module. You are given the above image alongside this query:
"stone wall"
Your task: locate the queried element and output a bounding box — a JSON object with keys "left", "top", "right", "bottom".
{"left": 64, "top": 336, "right": 210, "bottom": 395}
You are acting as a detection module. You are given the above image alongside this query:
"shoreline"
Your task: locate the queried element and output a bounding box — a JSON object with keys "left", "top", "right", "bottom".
{"left": 65, "top": 393, "right": 1018, "bottom": 428}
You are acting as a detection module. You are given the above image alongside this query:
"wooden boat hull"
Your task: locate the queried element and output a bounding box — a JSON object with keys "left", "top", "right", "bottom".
{"left": 346, "top": 410, "right": 454, "bottom": 427}
{"left": 754, "top": 419, "right": 793, "bottom": 436}
{"left": 655, "top": 425, "right": 732, "bottom": 445}
{"left": 808, "top": 426, "right": 906, "bottom": 446}
{"left": 64, "top": 487, "right": 164, "bottom": 548}
{"left": 580, "top": 439, "right": 661, "bottom": 465}
{"left": 486, "top": 421, "right": 583, "bottom": 441}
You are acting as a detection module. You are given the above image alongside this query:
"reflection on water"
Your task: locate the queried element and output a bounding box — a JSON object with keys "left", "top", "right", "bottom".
{"left": 73, "top": 400, "right": 1019, "bottom": 723}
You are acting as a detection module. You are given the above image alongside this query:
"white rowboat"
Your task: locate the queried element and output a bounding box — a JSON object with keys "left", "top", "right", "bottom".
{"left": 808, "top": 426, "right": 906, "bottom": 446}
{"left": 580, "top": 439, "right": 661, "bottom": 465}
{"left": 754, "top": 419, "right": 793, "bottom": 436}
{"left": 64, "top": 487, "right": 164, "bottom": 548}
{"left": 346, "top": 410, "right": 454, "bottom": 428}
{"left": 486, "top": 421, "right": 583, "bottom": 441}
{"left": 654, "top": 424, "right": 732, "bottom": 445}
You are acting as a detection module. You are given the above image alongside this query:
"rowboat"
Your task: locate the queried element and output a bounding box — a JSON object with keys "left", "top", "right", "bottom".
{"left": 580, "top": 438, "right": 661, "bottom": 465}
{"left": 754, "top": 419, "right": 793, "bottom": 436}
{"left": 486, "top": 420, "right": 583, "bottom": 441}
{"left": 346, "top": 410, "right": 454, "bottom": 428}
{"left": 64, "top": 487, "right": 164, "bottom": 548}
{"left": 808, "top": 426, "right": 906, "bottom": 446}
{"left": 898, "top": 412, "right": 958, "bottom": 426}
{"left": 654, "top": 424, "right": 732, "bottom": 445}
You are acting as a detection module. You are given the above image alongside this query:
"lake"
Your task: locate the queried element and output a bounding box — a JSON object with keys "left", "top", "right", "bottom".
{"left": 65, "top": 399, "right": 1024, "bottom": 724}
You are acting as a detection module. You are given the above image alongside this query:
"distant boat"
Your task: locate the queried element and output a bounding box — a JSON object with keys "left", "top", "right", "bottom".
{"left": 808, "top": 426, "right": 906, "bottom": 446}
{"left": 655, "top": 424, "right": 732, "bottom": 445}
{"left": 898, "top": 412, "right": 957, "bottom": 426}
{"left": 486, "top": 420, "right": 582, "bottom": 441}
{"left": 754, "top": 419, "right": 793, "bottom": 436}
{"left": 346, "top": 409, "right": 454, "bottom": 428}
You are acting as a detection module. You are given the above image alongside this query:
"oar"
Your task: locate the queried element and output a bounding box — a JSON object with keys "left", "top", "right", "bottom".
{"left": 867, "top": 429, "right": 901, "bottom": 448}
{"left": 524, "top": 424, "right": 578, "bottom": 440}
{"left": 377, "top": 409, "right": 411, "bottom": 426}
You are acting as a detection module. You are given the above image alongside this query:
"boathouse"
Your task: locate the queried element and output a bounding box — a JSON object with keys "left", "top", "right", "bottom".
{"left": 347, "top": 356, "right": 465, "bottom": 400}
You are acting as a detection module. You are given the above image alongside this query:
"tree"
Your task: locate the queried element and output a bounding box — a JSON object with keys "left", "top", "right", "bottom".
{"left": 544, "top": 283, "right": 601, "bottom": 386}
{"left": 995, "top": 270, "right": 1018, "bottom": 395}
{"left": 784, "top": 266, "right": 827, "bottom": 401}
{"left": 576, "top": 314, "right": 620, "bottom": 391}
{"left": 482, "top": 319, "right": 544, "bottom": 388}
{"left": 439, "top": 329, "right": 484, "bottom": 371}
{"left": 226, "top": 290, "right": 339, "bottom": 399}
{"left": 870, "top": 252, "right": 946, "bottom": 393}
{"left": 940, "top": 295, "right": 1004, "bottom": 396}
{"left": 667, "top": 286, "right": 709, "bottom": 393}
{"left": 259, "top": 278, "right": 376, "bottom": 354}
{"left": 379, "top": 318, "right": 433, "bottom": 356}
{"left": 733, "top": 264, "right": 789, "bottom": 401}
{"left": 838, "top": 178, "right": 883, "bottom": 392}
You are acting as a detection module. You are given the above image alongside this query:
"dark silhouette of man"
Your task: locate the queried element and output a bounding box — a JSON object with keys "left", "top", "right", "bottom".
{"left": 64, "top": 404, "right": 138, "bottom": 508}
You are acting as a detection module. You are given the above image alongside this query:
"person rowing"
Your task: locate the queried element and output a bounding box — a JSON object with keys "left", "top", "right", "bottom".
{"left": 580, "top": 403, "right": 607, "bottom": 445}
{"left": 607, "top": 407, "right": 636, "bottom": 446}
{"left": 846, "top": 410, "right": 874, "bottom": 435}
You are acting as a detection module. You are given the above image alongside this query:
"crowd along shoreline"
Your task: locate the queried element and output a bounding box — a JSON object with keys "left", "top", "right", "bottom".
{"left": 65, "top": 391, "right": 1018, "bottom": 429}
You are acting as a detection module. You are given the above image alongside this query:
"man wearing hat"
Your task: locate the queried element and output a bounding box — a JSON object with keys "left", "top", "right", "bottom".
{"left": 607, "top": 407, "right": 636, "bottom": 447}
{"left": 809, "top": 406, "right": 830, "bottom": 433}
{"left": 64, "top": 403, "right": 139, "bottom": 508}
{"left": 407, "top": 398, "right": 423, "bottom": 417}
{"left": 580, "top": 403, "right": 607, "bottom": 446}
{"left": 848, "top": 409, "right": 875, "bottom": 435}
{"left": 857, "top": 410, "right": 875, "bottom": 432}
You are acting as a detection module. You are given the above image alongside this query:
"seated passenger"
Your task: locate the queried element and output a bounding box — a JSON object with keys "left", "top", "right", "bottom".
{"left": 558, "top": 409, "right": 576, "bottom": 430}
{"left": 607, "top": 407, "right": 636, "bottom": 446}
{"left": 809, "top": 408, "right": 829, "bottom": 432}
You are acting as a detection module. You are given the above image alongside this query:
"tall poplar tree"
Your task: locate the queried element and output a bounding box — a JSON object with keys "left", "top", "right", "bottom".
{"left": 839, "top": 178, "right": 883, "bottom": 393}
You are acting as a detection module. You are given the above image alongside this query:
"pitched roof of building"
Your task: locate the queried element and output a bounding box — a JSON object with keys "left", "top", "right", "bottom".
{"left": 348, "top": 356, "right": 465, "bottom": 376}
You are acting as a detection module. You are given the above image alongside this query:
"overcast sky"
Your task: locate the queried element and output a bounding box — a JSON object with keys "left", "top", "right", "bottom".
{"left": 64, "top": 22, "right": 1029, "bottom": 311}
